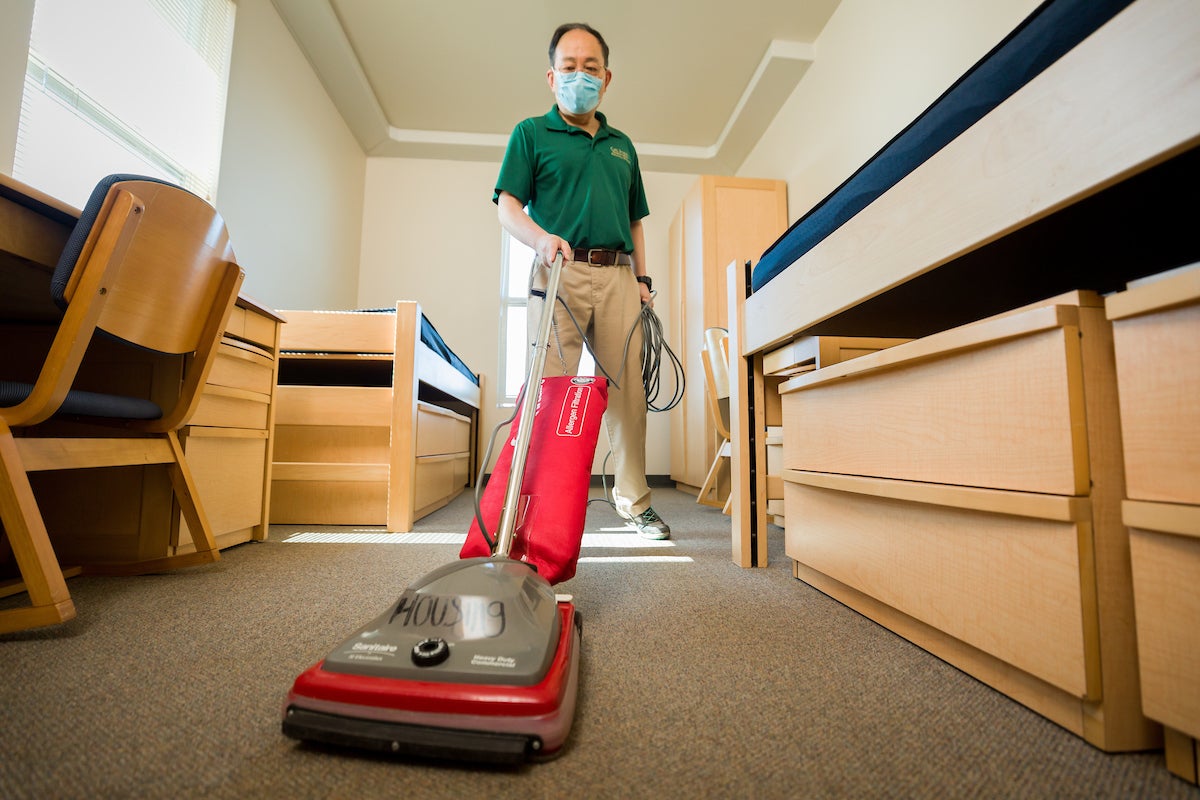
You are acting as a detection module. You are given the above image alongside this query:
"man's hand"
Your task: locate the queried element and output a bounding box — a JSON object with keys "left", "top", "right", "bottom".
{"left": 535, "top": 234, "right": 571, "bottom": 268}
{"left": 638, "top": 281, "right": 653, "bottom": 307}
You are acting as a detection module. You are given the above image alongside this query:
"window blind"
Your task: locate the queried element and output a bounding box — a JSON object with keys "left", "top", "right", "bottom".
{"left": 14, "top": 0, "right": 236, "bottom": 207}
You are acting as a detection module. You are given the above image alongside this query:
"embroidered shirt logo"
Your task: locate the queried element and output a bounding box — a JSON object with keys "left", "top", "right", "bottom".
{"left": 609, "top": 146, "right": 631, "bottom": 165}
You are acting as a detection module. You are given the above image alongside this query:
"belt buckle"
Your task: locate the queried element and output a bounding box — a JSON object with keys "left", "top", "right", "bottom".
{"left": 587, "top": 248, "right": 608, "bottom": 266}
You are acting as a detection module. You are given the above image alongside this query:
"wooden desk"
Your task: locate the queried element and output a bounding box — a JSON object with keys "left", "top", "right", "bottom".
{"left": 0, "top": 173, "right": 284, "bottom": 568}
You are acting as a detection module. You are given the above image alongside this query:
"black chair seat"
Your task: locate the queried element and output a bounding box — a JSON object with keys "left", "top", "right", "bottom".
{"left": 0, "top": 380, "right": 163, "bottom": 420}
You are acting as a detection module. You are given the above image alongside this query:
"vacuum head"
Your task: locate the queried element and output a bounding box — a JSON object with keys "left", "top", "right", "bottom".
{"left": 283, "top": 557, "right": 581, "bottom": 764}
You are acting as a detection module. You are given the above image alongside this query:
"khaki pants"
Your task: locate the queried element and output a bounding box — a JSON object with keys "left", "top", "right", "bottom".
{"left": 527, "top": 258, "right": 651, "bottom": 519}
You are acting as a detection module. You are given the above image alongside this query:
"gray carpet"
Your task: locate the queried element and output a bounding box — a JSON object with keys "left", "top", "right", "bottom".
{"left": 1, "top": 488, "right": 1195, "bottom": 799}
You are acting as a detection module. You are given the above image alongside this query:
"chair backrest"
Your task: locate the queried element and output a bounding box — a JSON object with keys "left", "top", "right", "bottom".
{"left": 52, "top": 173, "right": 164, "bottom": 309}
{"left": 56, "top": 176, "right": 241, "bottom": 355}
{"left": 701, "top": 327, "right": 731, "bottom": 440}
{"left": 14, "top": 175, "right": 244, "bottom": 429}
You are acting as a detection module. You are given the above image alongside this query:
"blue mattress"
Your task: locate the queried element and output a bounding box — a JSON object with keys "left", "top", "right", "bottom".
{"left": 750, "top": 0, "right": 1135, "bottom": 293}
{"left": 353, "top": 308, "right": 479, "bottom": 387}
{"left": 419, "top": 313, "right": 478, "bottom": 386}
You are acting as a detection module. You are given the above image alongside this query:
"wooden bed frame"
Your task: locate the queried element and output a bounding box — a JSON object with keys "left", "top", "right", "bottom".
{"left": 270, "top": 302, "right": 481, "bottom": 531}
{"left": 728, "top": 0, "right": 1199, "bottom": 763}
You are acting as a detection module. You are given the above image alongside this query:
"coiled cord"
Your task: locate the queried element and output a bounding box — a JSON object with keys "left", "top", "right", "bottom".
{"left": 639, "top": 297, "right": 684, "bottom": 413}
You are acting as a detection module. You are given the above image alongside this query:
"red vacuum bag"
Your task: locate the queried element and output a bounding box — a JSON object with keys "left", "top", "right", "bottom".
{"left": 460, "top": 375, "right": 607, "bottom": 584}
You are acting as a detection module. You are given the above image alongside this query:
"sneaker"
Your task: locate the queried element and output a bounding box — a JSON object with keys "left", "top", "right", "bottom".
{"left": 629, "top": 507, "right": 671, "bottom": 540}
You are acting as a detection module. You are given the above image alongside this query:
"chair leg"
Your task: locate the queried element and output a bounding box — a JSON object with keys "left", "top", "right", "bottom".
{"left": 0, "top": 424, "right": 77, "bottom": 634}
{"left": 697, "top": 439, "right": 731, "bottom": 509}
{"left": 84, "top": 431, "right": 221, "bottom": 576}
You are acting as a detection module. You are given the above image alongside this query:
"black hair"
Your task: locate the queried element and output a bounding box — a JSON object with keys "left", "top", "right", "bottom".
{"left": 548, "top": 23, "right": 609, "bottom": 67}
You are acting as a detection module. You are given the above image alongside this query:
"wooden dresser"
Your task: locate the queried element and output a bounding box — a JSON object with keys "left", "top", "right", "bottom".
{"left": 775, "top": 291, "right": 1153, "bottom": 751}
{"left": 177, "top": 297, "right": 284, "bottom": 552}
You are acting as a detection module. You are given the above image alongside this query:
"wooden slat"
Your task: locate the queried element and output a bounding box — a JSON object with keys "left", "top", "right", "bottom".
{"left": 16, "top": 437, "right": 173, "bottom": 471}
{"left": 271, "top": 462, "right": 389, "bottom": 482}
{"left": 727, "top": 260, "right": 767, "bottom": 567}
{"left": 1105, "top": 261, "right": 1200, "bottom": 321}
{"left": 1124, "top": 500, "right": 1200, "bottom": 539}
{"left": 279, "top": 309, "right": 397, "bottom": 353}
{"left": 783, "top": 470, "right": 1089, "bottom": 521}
{"left": 780, "top": 304, "right": 1077, "bottom": 393}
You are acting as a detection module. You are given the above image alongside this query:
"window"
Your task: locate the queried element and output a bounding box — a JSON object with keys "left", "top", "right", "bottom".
{"left": 499, "top": 231, "right": 534, "bottom": 403}
{"left": 14, "top": 0, "right": 236, "bottom": 207}
{"left": 499, "top": 232, "right": 595, "bottom": 404}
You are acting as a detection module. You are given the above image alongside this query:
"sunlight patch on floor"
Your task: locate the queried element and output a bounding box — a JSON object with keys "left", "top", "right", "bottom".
{"left": 282, "top": 531, "right": 465, "bottom": 544}
{"left": 581, "top": 533, "right": 676, "bottom": 549}
{"left": 577, "top": 556, "right": 694, "bottom": 564}
{"left": 281, "top": 531, "right": 677, "bottom": 548}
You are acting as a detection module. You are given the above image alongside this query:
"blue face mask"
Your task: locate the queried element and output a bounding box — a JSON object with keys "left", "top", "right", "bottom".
{"left": 555, "top": 70, "right": 604, "bottom": 115}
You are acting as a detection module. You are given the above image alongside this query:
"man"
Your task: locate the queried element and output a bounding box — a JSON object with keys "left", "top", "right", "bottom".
{"left": 493, "top": 22, "right": 669, "bottom": 540}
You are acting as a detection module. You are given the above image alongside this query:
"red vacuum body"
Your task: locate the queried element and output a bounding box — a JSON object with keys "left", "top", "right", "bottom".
{"left": 460, "top": 375, "right": 608, "bottom": 584}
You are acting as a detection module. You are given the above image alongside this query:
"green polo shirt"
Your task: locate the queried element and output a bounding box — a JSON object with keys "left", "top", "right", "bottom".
{"left": 493, "top": 107, "right": 649, "bottom": 252}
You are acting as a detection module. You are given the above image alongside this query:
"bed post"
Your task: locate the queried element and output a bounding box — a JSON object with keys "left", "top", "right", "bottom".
{"left": 388, "top": 301, "right": 420, "bottom": 532}
{"left": 727, "top": 260, "right": 769, "bottom": 567}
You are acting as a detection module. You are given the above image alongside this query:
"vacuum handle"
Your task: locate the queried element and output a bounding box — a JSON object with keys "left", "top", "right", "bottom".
{"left": 494, "top": 251, "right": 565, "bottom": 558}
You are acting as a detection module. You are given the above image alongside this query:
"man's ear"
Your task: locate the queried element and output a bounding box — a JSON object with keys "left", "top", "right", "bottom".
{"left": 546, "top": 68, "right": 556, "bottom": 91}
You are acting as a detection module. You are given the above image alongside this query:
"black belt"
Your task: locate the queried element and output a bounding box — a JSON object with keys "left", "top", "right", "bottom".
{"left": 572, "top": 247, "right": 631, "bottom": 266}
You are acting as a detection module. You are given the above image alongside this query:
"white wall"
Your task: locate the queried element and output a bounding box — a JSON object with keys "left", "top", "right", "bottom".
{"left": 359, "top": 157, "right": 695, "bottom": 475}
{"left": 0, "top": 1, "right": 34, "bottom": 175}
{"left": 216, "top": 0, "right": 365, "bottom": 309}
{"left": 741, "top": 0, "right": 1041, "bottom": 221}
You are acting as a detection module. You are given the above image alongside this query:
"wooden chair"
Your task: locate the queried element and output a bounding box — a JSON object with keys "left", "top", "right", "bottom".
{"left": 0, "top": 175, "right": 244, "bottom": 634}
{"left": 697, "top": 327, "right": 732, "bottom": 513}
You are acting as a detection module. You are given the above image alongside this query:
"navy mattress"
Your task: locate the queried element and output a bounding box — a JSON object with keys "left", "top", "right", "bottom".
{"left": 420, "top": 313, "right": 478, "bottom": 386}
{"left": 353, "top": 307, "right": 479, "bottom": 387}
{"left": 750, "top": 0, "right": 1134, "bottom": 293}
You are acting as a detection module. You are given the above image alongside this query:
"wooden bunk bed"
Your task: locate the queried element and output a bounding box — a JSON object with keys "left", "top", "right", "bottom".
{"left": 270, "top": 302, "right": 481, "bottom": 532}
{"left": 728, "top": 0, "right": 1199, "bottom": 776}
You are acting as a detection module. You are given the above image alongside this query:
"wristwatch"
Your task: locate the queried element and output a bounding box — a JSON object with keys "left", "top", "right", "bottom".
{"left": 636, "top": 275, "right": 653, "bottom": 291}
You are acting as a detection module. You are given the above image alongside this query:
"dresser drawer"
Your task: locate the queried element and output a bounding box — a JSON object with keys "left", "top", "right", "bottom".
{"left": 417, "top": 402, "right": 470, "bottom": 457}
{"left": 190, "top": 386, "right": 270, "bottom": 429}
{"left": 178, "top": 432, "right": 267, "bottom": 546}
{"left": 269, "top": 470, "right": 388, "bottom": 525}
{"left": 274, "top": 385, "right": 392, "bottom": 427}
{"left": 1107, "top": 264, "right": 1200, "bottom": 506}
{"left": 780, "top": 303, "right": 1092, "bottom": 495}
{"left": 414, "top": 453, "right": 470, "bottom": 512}
{"left": 1124, "top": 500, "right": 1200, "bottom": 742}
{"left": 784, "top": 470, "right": 1097, "bottom": 699}
{"left": 273, "top": 425, "right": 390, "bottom": 464}
{"left": 208, "top": 340, "right": 275, "bottom": 396}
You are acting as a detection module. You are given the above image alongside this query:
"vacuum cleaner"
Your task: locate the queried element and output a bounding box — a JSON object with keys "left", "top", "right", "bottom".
{"left": 282, "top": 253, "right": 604, "bottom": 764}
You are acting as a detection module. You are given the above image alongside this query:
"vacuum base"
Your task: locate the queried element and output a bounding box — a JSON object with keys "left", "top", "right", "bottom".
{"left": 282, "top": 707, "right": 541, "bottom": 765}
{"left": 284, "top": 601, "right": 581, "bottom": 764}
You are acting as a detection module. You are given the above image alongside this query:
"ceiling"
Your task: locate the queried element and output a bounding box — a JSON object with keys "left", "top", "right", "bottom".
{"left": 271, "top": 0, "right": 843, "bottom": 173}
